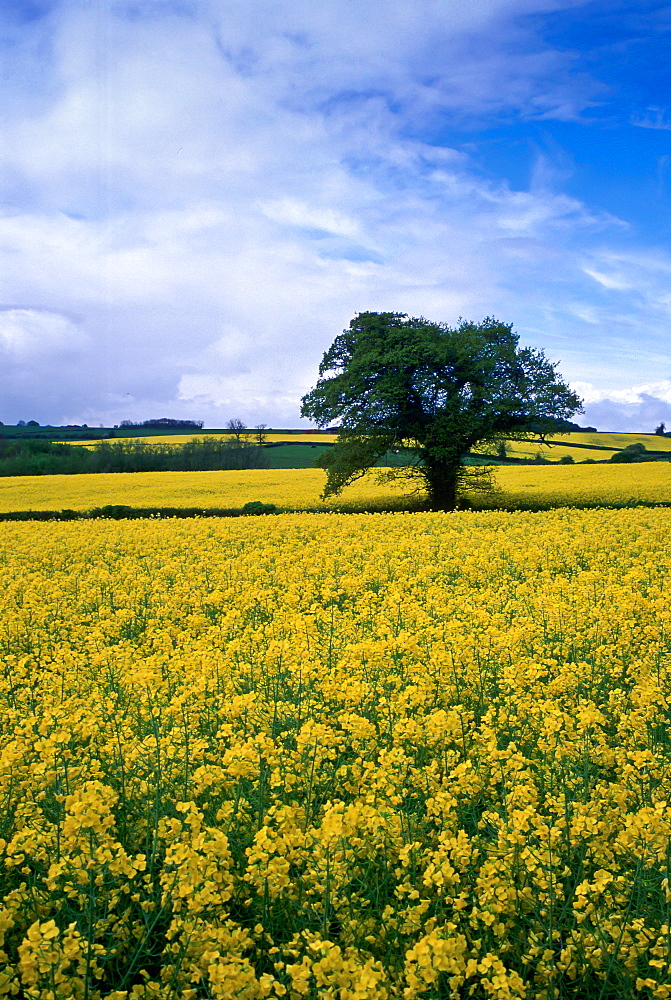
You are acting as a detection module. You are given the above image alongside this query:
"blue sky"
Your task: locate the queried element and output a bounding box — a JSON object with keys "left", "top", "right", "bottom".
{"left": 1, "top": 0, "right": 670, "bottom": 431}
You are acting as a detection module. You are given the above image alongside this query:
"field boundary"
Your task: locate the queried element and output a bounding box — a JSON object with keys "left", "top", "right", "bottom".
{"left": 3, "top": 498, "right": 671, "bottom": 520}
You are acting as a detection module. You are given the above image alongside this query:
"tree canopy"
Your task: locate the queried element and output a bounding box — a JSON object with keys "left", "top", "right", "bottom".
{"left": 300, "top": 312, "right": 583, "bottom": 510}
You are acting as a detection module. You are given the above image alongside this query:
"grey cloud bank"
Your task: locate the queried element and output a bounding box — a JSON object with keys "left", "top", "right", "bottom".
{"left": 1, "top": 0, "right": 670, "bottom": 432}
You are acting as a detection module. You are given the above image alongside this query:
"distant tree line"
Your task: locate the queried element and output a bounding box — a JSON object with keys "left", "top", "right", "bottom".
{"left": 118, "top": 418, "right": 204, "bottom": 429}
{"left": 0, "top": 437, "right": 269, "bottom": 476}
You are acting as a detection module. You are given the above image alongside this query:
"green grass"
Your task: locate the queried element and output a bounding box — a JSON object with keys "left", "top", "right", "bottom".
{"left": 263, "top": 444, "right": 418, "bottom": 469}
{"left": 263, "top": 443, "right": 333, "bottom": 468}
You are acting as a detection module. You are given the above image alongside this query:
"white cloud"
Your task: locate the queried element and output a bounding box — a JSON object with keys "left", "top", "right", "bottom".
{"left": 0, "top": 308, "right": 87, "bottom": 361}
{"left": 259, "top": 198, "right": 361, "bottom": 239}
{"left": 573, "top": 380, "right": 671, "bottom": 433}
{"left": 574, "top": 380, "right": 671, "bottom": 407}
{"left": 0, "top": 0, "right": 668, "bottom": 428}
{"left": 582, "top": 269, "right": 632, "bottom": 291}
{"left": 177, "top": 372, "right": 301, "bottom": 419}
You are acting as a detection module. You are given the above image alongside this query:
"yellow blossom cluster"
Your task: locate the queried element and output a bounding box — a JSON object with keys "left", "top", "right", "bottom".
{"left": 0, "top": 468, "right": 411, "bottom": 514}
{"left": 0, "top": 460, "right": 669, "bottom": 515}
{"left": 558, "top": 432, "right": 671, "bottom": 452}
{"left": 491, "top": 462, "right": 671, "bottom": 509}
{"left": 497, "top": 432, "right": 671, "bottom": 462}
{"left": 61, "top": 435, "right": 340, "bottom": 448}
{"left": 62, "top": 432, "right": 671, "bottom": 458}
{"left": 0, "top": 507, "right": 670, "bottom": 998}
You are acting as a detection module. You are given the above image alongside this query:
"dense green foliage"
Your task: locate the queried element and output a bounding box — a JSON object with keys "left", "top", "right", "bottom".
{"left": 0, "top": 438, "right": 87, "bottom": 475}
{"left": 609, "top": 443, "right": 648, "bottom": 463}
{"left": 241, "top": 500, "right": 278, "bottom": 514}
{"left": 301, "top": 312, "right": 583, "bottom": 509}
{"left": 0, "top": 438, "right": 269, "bottom": 476}
{"left": 119, "top": 417, "right": 204, "bottom": 429}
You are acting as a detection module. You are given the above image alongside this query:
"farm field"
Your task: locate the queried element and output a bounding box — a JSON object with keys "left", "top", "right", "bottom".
{"left": 0, "top": 461, "right": 669, "bottom": 515}
{"left": 1, "top": 508, "right": 670, "bottom": 998}
{"left": 495, "top": 443, "right": 601, "bottom": 462}
{"left": 45, "top": 432, "right": 671, "bottom": 479}
{"left": 0, "top": 468, "right": 412, "bottom": 514}
{"left": 58, "top": 434, "right": 340, "bottom": 447}
{"left": 57, "top": 431, "right": 671, "bottom": 456}
{"left": 554, "top": 432, "right": 671, "bottom": 452}
{"left": 500, "top": 433, "right": 671, "bottom": 463}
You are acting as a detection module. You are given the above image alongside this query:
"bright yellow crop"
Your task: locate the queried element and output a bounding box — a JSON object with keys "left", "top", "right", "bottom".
{"left": 501, "top": 442, "right": 605, "bottom": 461}
{"left": 492, "top": 462, "right": 671, "bottom": 508}
{"left": 0, "top": 461, "right": 668, "bottom": 514}
{"left": 500, "top": 432, "right": 671, "bottom": 462}
{"left": 0, "top": 468, "right": 416, "bottom": 513}
{"left": 561, "top": 431, "right": 671, "bottom": 452}
{"left": 1, "top": 508, "right": 670, "bottom": 998}
{"left": 60, "top": 432, "right": 340, "bottom": 447}
{"left": 59, "top": 431, "right": 671, "bottom": 452}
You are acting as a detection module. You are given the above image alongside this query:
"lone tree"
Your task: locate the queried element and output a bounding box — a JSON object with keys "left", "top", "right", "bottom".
{"left": 226, "top": 417, "right": 247, "bottom": 443}
{"left": 300, "top": 312, "right": 583, "bottom": 510}
{"left": 255, "top": 423, "right": 269, "bottom": 445}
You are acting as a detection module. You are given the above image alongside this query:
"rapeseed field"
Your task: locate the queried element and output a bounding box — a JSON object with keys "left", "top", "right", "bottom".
{"left": 60, "top": 435, "right": 339, "bottom": 448}
{"left": 1, "top": 508, "right": 670, "bottom": 998}
{"left": 61, "top": 432, "right": 671, "bottom": 460}
{"left": 0, "top": 468, "right": 412, "bottom": 515}
{"left": 498, "top": 433, "right": 671, "bottom": 463}
{"left": 0, "top": 461, "right": 669, "bottom": 515}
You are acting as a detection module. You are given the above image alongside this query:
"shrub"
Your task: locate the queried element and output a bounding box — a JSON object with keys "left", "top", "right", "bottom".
{"left": 242, "top": 501, "right": 278, "bottom": 515}
{"left": 609, "top": 443, "right": 647, "bottom": 463}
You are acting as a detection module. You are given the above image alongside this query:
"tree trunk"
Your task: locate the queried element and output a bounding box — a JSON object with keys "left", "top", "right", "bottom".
{"left": 423, "top": 461, "right": 459, "bottom": 511}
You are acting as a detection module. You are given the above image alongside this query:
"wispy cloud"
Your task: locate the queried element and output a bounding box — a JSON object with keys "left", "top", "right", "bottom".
{"left": 632, "top": 107, "right": 671, "bottom": 130}
{"left": 0, "top": 0, "right": 668, "bottom": 428}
